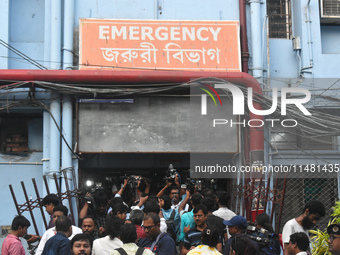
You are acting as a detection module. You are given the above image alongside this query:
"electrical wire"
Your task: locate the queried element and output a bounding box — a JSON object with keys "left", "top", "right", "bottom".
{"left": 0, "top": 39, "right": 48, "bottom": 70}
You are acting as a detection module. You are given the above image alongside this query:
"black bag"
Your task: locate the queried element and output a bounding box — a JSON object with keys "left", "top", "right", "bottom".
{"left": 165, "top": 209, "right": 177, "bottom": 243}
{"left": 115, "top": 247, "right": 145, "bottom": 255}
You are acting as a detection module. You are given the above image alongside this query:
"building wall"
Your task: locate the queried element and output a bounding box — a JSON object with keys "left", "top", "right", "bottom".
{"left": 0, "top": 0, "right": 339, "bottom": 246}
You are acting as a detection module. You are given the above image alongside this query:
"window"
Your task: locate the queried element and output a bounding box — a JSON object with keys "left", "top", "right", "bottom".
{"left": 271, "top": 126, "right": 337, "bottom": 151}
{"left": 267, "top": 0, "right": 292, "bottom": 39}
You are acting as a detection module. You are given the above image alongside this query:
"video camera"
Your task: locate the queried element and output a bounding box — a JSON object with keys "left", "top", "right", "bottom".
{"left": 246, "top": 221, "right": 274, "bottom": 248}
{"left": 163, "top": 164, "right": 177, "bottom": 184}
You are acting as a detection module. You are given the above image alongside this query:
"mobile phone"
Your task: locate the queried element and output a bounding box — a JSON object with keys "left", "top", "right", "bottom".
{"left": 23, "top": 234, "right": 32, "bottom": 240}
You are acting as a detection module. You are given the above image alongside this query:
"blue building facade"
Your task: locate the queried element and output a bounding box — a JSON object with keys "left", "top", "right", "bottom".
{"left": 0, "top": 0, "right": 340, "bottom": 252}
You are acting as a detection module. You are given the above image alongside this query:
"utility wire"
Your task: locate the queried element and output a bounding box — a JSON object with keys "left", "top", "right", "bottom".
{"left": 0, "top": 39, "right": 48, "bottom": 70}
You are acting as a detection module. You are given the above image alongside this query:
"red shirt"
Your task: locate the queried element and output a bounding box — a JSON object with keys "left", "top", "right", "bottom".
{"left": 135, "top": 225, "right": 147, "bottom": 240}
{"left": 1, "top": 234, "right": 26, "bottom": 255}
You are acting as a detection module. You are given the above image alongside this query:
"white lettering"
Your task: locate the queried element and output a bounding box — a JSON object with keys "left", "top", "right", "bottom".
{"left": 197, "top": 27, "right": 209, "bottom": 41}
{"left": 141, "top": 27, "right": 154, "bottom": 40}
{"left": 99, "top": 26, "right": 110, "bottom": 39}
{"left": 129, "top": 26, "right": 140, "bottom": 40}
{"left": 213, "top": 119, "right": 228, "bottom": 127}
{"left": 209, "top": 27, "right": 221, "bottom": 41}
{"left": 111, "top": 26, "right": 127, "bottom": 40}
{"left": 170, "top": 27, "right": 181, "bottom": 40}
{"left": 155, "top": 27, "right": 168, "bottom": 40}
{"left": 281, "top": 88, "right": 312, "bottom": 116}
{"left": 182, "top": 27, "right": 195, "bottom": 41}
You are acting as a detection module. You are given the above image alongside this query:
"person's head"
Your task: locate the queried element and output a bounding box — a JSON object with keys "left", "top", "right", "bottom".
{"left": 70, "top": 234, "right": 92, "bottom": 255}
{"left": 106, "top": 215, "right": 123, "bottom": 240}
{"left": 201, "top": 188, "right": 215, "bottom": 199}
{"left": 11, "top": 215, "right": 30, "bottom": 237}
{"left": 112, "top": 203, "right": 128, "bottom": 222}
{"left": 286, "top": 232, "right": 310, "bottom": 255}
{"left": 327, "top": 223, "right": 340, "bottom": 255}
{"left": 169, "top": 186, "right": 180, "bottom": 204}
{"left": 200, "top": 197, "right": 215, "bottom": 212}
{"left": 109, "top": 197, "right": 124, "bottom": 209}
{"left": 160, "top": 195, "right": 172, "bottom": 210}
{"left": 55, "top": 215, "right": 72, "bottom": 237}
{"left": 191, "top": 193, "right": 203, "bottom": 208}
{"left": 42, "top": 194, "right": 60, "bottom": 215}
{"left": 301, "top": 200, "right": 325, "bottom": 229}
{"left": 255, "top": 213, "right": 273, "bottom": 233}
{"left": 223, "top": 215, "right": 247, "bottom": 236}
{"left": 143, "top": 201, "right": 160, "bottom": 215}
{"left": 129, "top": 209, "right": 144, "bottom": 226}
{"left": 53, "top": 205, "right": 68, "bottom": 225}
{"left": 120, "top": 223, "right": 138, "bottom": 243}
{"left": 201, "top": 226, "right": 220, "bottom": 248}
{"left": 217, "top": 191, "right": 230, "bottom": 207}
{"left": 230, "top": 235, "right": 260, "bottom": 255}
{"left": 81, "top": 216, "right": 96, "bottom": 236}
{"left": 193, "top": 205, "right": 208, "bottom": 228}
{"left": 142, "top": 212, "right": 161, "bottom": 240}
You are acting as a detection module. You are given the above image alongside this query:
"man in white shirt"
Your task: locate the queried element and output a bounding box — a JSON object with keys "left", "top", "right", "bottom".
{"left": 286, "top": 232, "right": 310, "bottom": 255}
{"left": 212, "top": 191, "right": 236, "bottom": 238}
{"left": 36, "top": 205, "right": 82, "bottom": 255}
{"left": 92, "top": 215, "right": 123, "bottom": 255}
{"left": 282, "top": 200, "right": 325, "bottom": 255}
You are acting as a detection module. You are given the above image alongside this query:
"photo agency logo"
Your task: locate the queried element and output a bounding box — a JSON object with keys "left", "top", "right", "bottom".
{"left": 199, "top": 83, "right": 312, "bottom": 128}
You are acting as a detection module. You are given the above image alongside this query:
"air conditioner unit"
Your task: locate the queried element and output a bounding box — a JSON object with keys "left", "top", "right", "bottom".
{"left": 320, "top": 0, "right": 340, "bottom": 24}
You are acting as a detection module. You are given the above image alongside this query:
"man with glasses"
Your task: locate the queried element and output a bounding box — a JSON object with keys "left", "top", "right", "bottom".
{"left": 181, "top": 205, "right": 222, "bottom": 254}
{"left": 138, "top": 212, "right": 176, "bottom": 255}
{"left": 328, "top": 223, "right": 340, "bottom": 255}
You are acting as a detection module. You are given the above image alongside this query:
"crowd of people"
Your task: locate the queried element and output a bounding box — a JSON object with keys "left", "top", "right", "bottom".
{"left": 1, "top": 174, "right": 339, "bottom": 255}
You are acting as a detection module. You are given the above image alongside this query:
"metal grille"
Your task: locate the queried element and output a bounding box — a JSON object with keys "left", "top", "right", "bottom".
{"left": 267, "top": 0, "right": 292, "bottom": 39}
{"left": 322, "top": 0, "right": 340, "bottom": 17}
{"left": 276, "top": 178, "right": 338, "bottom": 233}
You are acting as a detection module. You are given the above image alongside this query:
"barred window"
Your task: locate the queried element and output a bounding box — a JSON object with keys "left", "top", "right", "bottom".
{"left": 267, "top": 0, "right": 292, "bottom": 39}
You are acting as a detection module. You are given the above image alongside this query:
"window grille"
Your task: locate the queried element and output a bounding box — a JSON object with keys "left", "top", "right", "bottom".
{"left": 267, "top": 0, "right": 292, "bottom": 39}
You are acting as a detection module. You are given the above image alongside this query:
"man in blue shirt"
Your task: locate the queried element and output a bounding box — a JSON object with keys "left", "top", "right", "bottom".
{"left": 42, "top": 216, "right": 72, "bottom": 255}
{"left": 138, "top": 213, "right": 176, "bottom": 255}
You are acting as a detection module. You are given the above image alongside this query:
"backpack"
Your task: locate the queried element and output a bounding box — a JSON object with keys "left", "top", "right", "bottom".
{"left": 115, "top": 247, "right": 145, "bottom": 255}
{"left": 165, "top": 209, "right": 177, "bottom": 243}
{"left": 259, "top": 234, "right": 281, "bottom": 255}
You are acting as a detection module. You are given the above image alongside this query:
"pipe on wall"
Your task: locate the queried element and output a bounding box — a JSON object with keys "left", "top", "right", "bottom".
{"left": 48, "top": 94, "right": 61, "bottom": 194}
{"left": 63, "top": 0, "right": 74, "bottom": 70}
{"left": 0, "top": 69, "right": 265, "bottom": 159}
{"left": 239, "top": 0, "right": 250, "bottom": 73}
{"left": 250, "top": 0, "right": 263, "bottom": 79}
{"left": 61, "top": 95, "right": 73, "bottom": 192}
{"left": 51, "top": 0, "right": 62, "bottom": 70}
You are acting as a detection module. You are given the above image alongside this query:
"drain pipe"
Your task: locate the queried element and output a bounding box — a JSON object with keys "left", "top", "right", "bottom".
{"left": 61, "top": 95, "right": 73, "bottom": 192}
{"left": 63, "top": 0, "right": 74, "bottom": 70}
{"left": 250, "top": 0, "right": 263, "bottom": 79}
{"left": 43, "top": 110, "right": 50, "bottom": 196}
{"left": 51, "top": 0, "right": 62, "bottom": 69}
{"left": 48, "top": 94, "right": 61, "bottom": 194}
{"left": 301, "top": 0, "right": 314, "bottom": 76}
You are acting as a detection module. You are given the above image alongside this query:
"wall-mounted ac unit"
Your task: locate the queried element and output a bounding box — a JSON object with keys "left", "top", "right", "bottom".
{"left": 320, "top": 0, "right": 340, "bottom": 24}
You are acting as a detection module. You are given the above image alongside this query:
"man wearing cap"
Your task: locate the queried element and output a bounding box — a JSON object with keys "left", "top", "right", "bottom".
{"left": 328, "top": 223, "right": 340, "bottom": 255}
{"left": 282, "top": 200, "right": 325, "bottom": 255}
{"left": 222, "top": 215, "right": 258, "bottom": 255}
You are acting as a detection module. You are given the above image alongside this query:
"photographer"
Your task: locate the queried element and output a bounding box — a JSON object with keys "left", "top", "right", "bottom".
{"left": 79, "top": 190, "right": 109, "bottom": 238}
{"left": 255, "top": 213, "right": 281, "bottom": 255}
